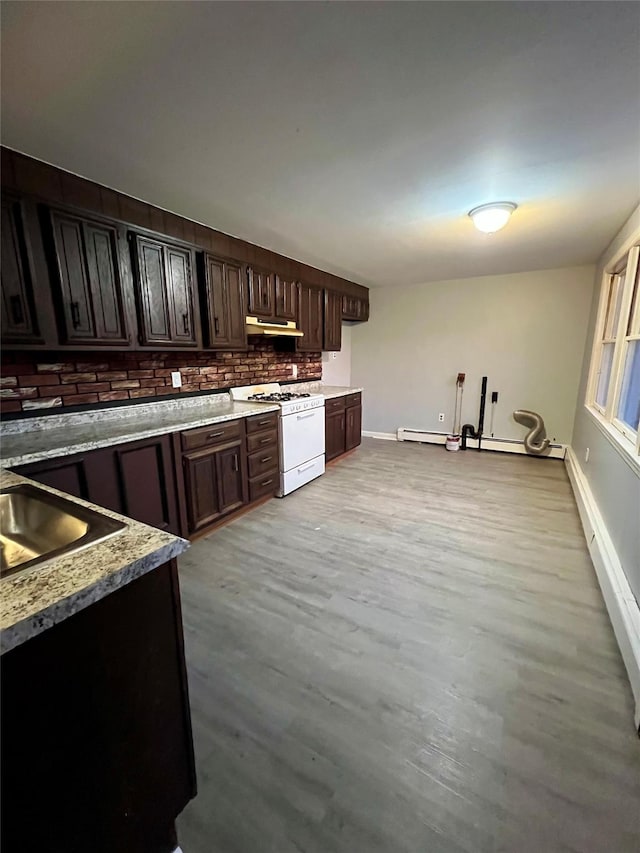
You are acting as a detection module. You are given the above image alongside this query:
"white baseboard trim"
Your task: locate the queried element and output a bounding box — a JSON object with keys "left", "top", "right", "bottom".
{"left": 565, "top": 446, "right": 640, "bottom": 730}
{"left": 394, "top": 427, "right": 566, "bottom": 459}
{"left": 362, "top": 430, "right": 398, "bottom": 441}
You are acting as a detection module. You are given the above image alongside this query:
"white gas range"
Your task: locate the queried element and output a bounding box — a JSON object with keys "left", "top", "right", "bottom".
{"left": 231, "top": 383, "right": 325, "bottom": 496}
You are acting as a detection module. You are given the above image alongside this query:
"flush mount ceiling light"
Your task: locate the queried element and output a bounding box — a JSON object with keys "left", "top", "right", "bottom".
{"left": 468, "top": 202, "right": 517, "bottom": 234}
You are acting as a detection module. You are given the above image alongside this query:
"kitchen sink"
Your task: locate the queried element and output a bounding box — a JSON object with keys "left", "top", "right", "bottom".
{"left": 0, "top": 483, "right": 126, "bottom": 580}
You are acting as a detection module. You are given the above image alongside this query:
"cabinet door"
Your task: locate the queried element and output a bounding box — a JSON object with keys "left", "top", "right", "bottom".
{"left": 274, "top": 275, "right": 296, "bottom": 320}
{"left": 345, "top": 404, "right": 362, "bottom": 451}
{"left": 325, "top": 410, "right": 346, "bottom": 461}
{"left": 132, "top": 235, "right": 198, "bottom": 347}
{"left": 49, "top": 210, "right": 129, "bottom": 344}
{"left": 247, "top": 267, "right": 274, "bottom": 317}
{"left": 109, "top": 437, "right": 180, "bottom": 534}
{"left": 12, "top": 455, "right": 89, "bottom": 500}
{"left": 296, "top": 283, "right": 323, "bottom": 352}
{"left": 166, "top": 245, "right": 198, "bottom": 346}
{"left": 215, "top": 443, "right": 246, "bottom": 515}
{"left": 183, "top": 448, "right": 222, "bottom": 533}
{"left": 1, "top": 194, "right": 41, "bottom": 344}
{"left": 201, "top": 253, "right": 246, "bottom": 349}
{"left": 323, "top": 289, "right": 342, "bottom": 352}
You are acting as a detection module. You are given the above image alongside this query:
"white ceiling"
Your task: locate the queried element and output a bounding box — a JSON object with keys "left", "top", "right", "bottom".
{"left": 2, "top": 2, "right": 639, "bottom": 288}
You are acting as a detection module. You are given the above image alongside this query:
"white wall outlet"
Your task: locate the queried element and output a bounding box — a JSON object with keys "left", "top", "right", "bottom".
{"left": 331, "top": 352, "right": 338, "bottom": 360}
{"left": 171, "top": 371, "right": 182, "bottom": 389}
{"left": 585, "top": 447, "right": 590, "bottom": 463}
{"left": 292, "top": 364, "right": 298, "bottom": 379}
{"left": 438, "top": 413, "right": 445, "bottom": 422}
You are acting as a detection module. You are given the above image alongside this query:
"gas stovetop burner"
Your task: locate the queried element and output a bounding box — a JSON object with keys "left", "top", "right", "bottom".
{"left": 247, "top": 392, "right": 311, "bottom": 402}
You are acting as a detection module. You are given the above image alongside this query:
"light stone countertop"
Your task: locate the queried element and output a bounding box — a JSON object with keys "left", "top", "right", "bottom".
{"left": 282, "top": 382, "right": 364, "bottom": 399}
{"left": 0, "top": 468, "right": 190, "bottom": 654}
{"left": 0, "top": 394, "right": 279, "bottom": 468}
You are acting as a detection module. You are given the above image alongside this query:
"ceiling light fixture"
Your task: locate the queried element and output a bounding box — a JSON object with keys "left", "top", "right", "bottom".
{"left": 468, "top": 202, "right": 517, "bottom": 234}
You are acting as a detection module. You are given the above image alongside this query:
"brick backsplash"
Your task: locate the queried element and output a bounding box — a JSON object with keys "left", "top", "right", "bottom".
{"left": 0, "top": 342, "right": 321, "bottom": 415}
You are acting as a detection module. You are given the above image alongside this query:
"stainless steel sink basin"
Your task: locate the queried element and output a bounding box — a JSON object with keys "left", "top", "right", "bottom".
{"left": 0, "top": 483, "right": 126, "bottom": 579}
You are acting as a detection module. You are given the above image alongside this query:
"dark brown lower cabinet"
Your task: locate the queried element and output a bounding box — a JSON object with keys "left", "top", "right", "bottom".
{"left": 346, "top": 403, "right": 362, "bottom": 451}
{"left": 182, "top": 439, "right": 246, "bottom": 534}
{"left": 1, "top": 558, "right": 195, "bottom": 853}
{"left": 325, "top": 393, "right": 362, "bottom": 461}
{"left": 13, "top": 434, "right": 180, "bottom": 535}
{"left": 325, "top": 409, "right": 346, "bottom": 461}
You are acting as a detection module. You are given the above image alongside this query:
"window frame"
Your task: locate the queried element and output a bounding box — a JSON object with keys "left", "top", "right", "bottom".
{"left": 586, "top": 240, "right": 640, "bottom": 461}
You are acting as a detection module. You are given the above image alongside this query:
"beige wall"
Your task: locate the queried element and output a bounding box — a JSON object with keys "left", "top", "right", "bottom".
{"left": 351, "top": 266, "right": 595, "bottom": 443}
{"left": 322, "top": 324, "right": 352, "bottom": 386}
{"left": 571, "top": 204, "right": 640, "bottom": 602}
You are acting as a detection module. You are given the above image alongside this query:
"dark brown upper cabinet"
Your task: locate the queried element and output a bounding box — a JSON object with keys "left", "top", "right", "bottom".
{"left": 323, "top": 289, "right": 342, "bottom": 352}
{"left": 246, "top": 266, "right": 274, "bottom": 318}
{"left": 1, "top": 193, "right": 44, "bottom": 344}
{"left": 199, "top": 253, "right": 247, "bottom": 350}
{"left": 130, "top": 233, "right": 200, "bottom": 347}
{"left": 44, "top": 208, "right": 131, "bottom": 346}
{"left": 274, "top": 275, "right": 297, "bottom": 320}
{"left": 342, "top": 294, "right": 369, "bottom": 322}
{"left": 296, "top": 282, "right": 323, "bottom": 352}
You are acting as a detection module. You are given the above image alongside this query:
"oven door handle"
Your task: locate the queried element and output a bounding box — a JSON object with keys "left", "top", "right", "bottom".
{"left": 296, "top": 412, "right": 316, "bottom": 420}
{"left": 297, "top": 462, "right": 317, "bottom": 474}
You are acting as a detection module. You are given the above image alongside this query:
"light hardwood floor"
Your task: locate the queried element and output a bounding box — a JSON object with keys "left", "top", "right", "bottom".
{"left": 176, "top": 439, "right": 640, "bottom": 853}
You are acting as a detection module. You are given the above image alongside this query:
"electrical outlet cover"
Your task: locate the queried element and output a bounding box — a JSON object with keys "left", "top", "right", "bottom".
{"left": 171, "top": 371, "right": 182, "bottom": 388}
{"left": 438, "top": 413, "right": 445, "bottom": 422}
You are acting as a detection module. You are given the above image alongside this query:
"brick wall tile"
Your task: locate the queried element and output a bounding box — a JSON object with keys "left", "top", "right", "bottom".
{"left": 97, "top": 371, "right": 127, "bottom": 382}
{"left": 0, "top": 377, "right": 17, "bottom": 387}
{"left": 98, "top": 391, "right": 130, "bottom": 402}
{"left": 42, "top": 385, "right": 78, "bottom": 397}
{"left": 110, "top": 379, "right": 141, "bottom": 390}
{"left": 128, "top": 370, "right": 154, "bottom": 379}
{"left": 61, "top": 372, "right": 97, "bottom": 384}
{"left": 140, "top": 378, "right": 165, "bottom": 388}
{"left": 1, "top": 387, "right": 37, "bottom": 400}
{"left": 19, "top": 374, "right": 61, "bottom": 386}
{"left": 0, "top": 401, "right": 22, "bottom": 413}
{"left": 77, "top": 382, "right": 111, "bottom": 393}
{"left": 64, "top": 393, "right": 99, "bottom": 405}
{"left": 35, "top": 363, "right": 75, "bottom": 373}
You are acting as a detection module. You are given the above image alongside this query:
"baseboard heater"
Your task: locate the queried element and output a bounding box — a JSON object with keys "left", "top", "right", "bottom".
{"left": 396, "top": 428, "right": 566, "bottom": 459}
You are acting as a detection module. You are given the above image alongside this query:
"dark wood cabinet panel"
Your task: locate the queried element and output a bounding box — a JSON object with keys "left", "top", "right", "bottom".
{"left": 346, "top": 404, "right": 362, "bottom": 451}
{"left": 247, "top": 266, "right": 274, "bottom": 318}
{"left": 274, "top": 275, "right": 297, "bottom": 320}
{"left": 200, "top": 253, "right": 247, "bottom": 349}
{"left": 46, "top": 209, "right": 130, "bottom": 345}
{"left": 182, "top": 439, "right": 246, "bottom": 533}
{"left": 216, "top": 444, "right": 245, "bottom": 516}
{"left": 296, "top": 283, "right": 323, "bottom": 352}
{"left": 131, "top": 234, "right": 199, "bottom": 347}
{"left": 325, "top": 410, "right": 346, "bottom": 461}
{"left": 181, "top": 419, "right": 242, "bottom": 452}
{"left": 183, "top": 448, "right": 222, "bottom": 532}
{"left": 1, "top": 559, "right": 195, "bottom": 853}
{"left": 13, "top": 456, "right": 89, "bottom": 500}
{"left": 342, "top": 294, "right": 369, "bottom": 322}
{"left": 1, "top": 194, "right": 43, "bottom": 344}
{"left": 14, "top": 435, "right": 181, "bottom": 536}
{"left": 323, "top": 289, "right": 342, "bottom": 352}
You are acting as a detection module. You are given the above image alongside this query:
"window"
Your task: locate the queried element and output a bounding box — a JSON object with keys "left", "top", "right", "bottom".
{"left": 587, "top": 243, "right": 640, "bottom": 457}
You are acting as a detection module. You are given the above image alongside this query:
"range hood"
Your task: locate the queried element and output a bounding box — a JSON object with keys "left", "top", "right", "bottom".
{"left": 245, "top": 316, "right": 303, "bottom": 337}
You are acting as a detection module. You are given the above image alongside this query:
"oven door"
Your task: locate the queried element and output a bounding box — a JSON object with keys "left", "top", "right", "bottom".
{"left": 280, "top": 407, "right": 325, "bottom": 472}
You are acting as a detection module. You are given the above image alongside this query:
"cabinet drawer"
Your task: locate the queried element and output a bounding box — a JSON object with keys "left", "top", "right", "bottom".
{"left": 325, "top": 396, "right": 346, "bottom": 413}
{"left": 246, "top": 429, "right": 278, "bottom": 454}
{"left": 181, "top": 419, "right": 242, "bottom": 451}
{"left": 346, "top": 392, "right": 361, "bottom": 408}
{"left": 248, "top": 448, "right": 279, "bottom": 479}
{"left": 246, "top": 411, "right": 279, "bottom": 435}
{"left": 249, "top": 472, "right": 279, "bottom": 502}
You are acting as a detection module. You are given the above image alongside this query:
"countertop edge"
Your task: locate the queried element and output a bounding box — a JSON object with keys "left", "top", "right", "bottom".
{"left": 0, "top": 536, "right": 187, "bottom": 655}
{"left": 1, "top": 402, "right": 280, "bottom": 469}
